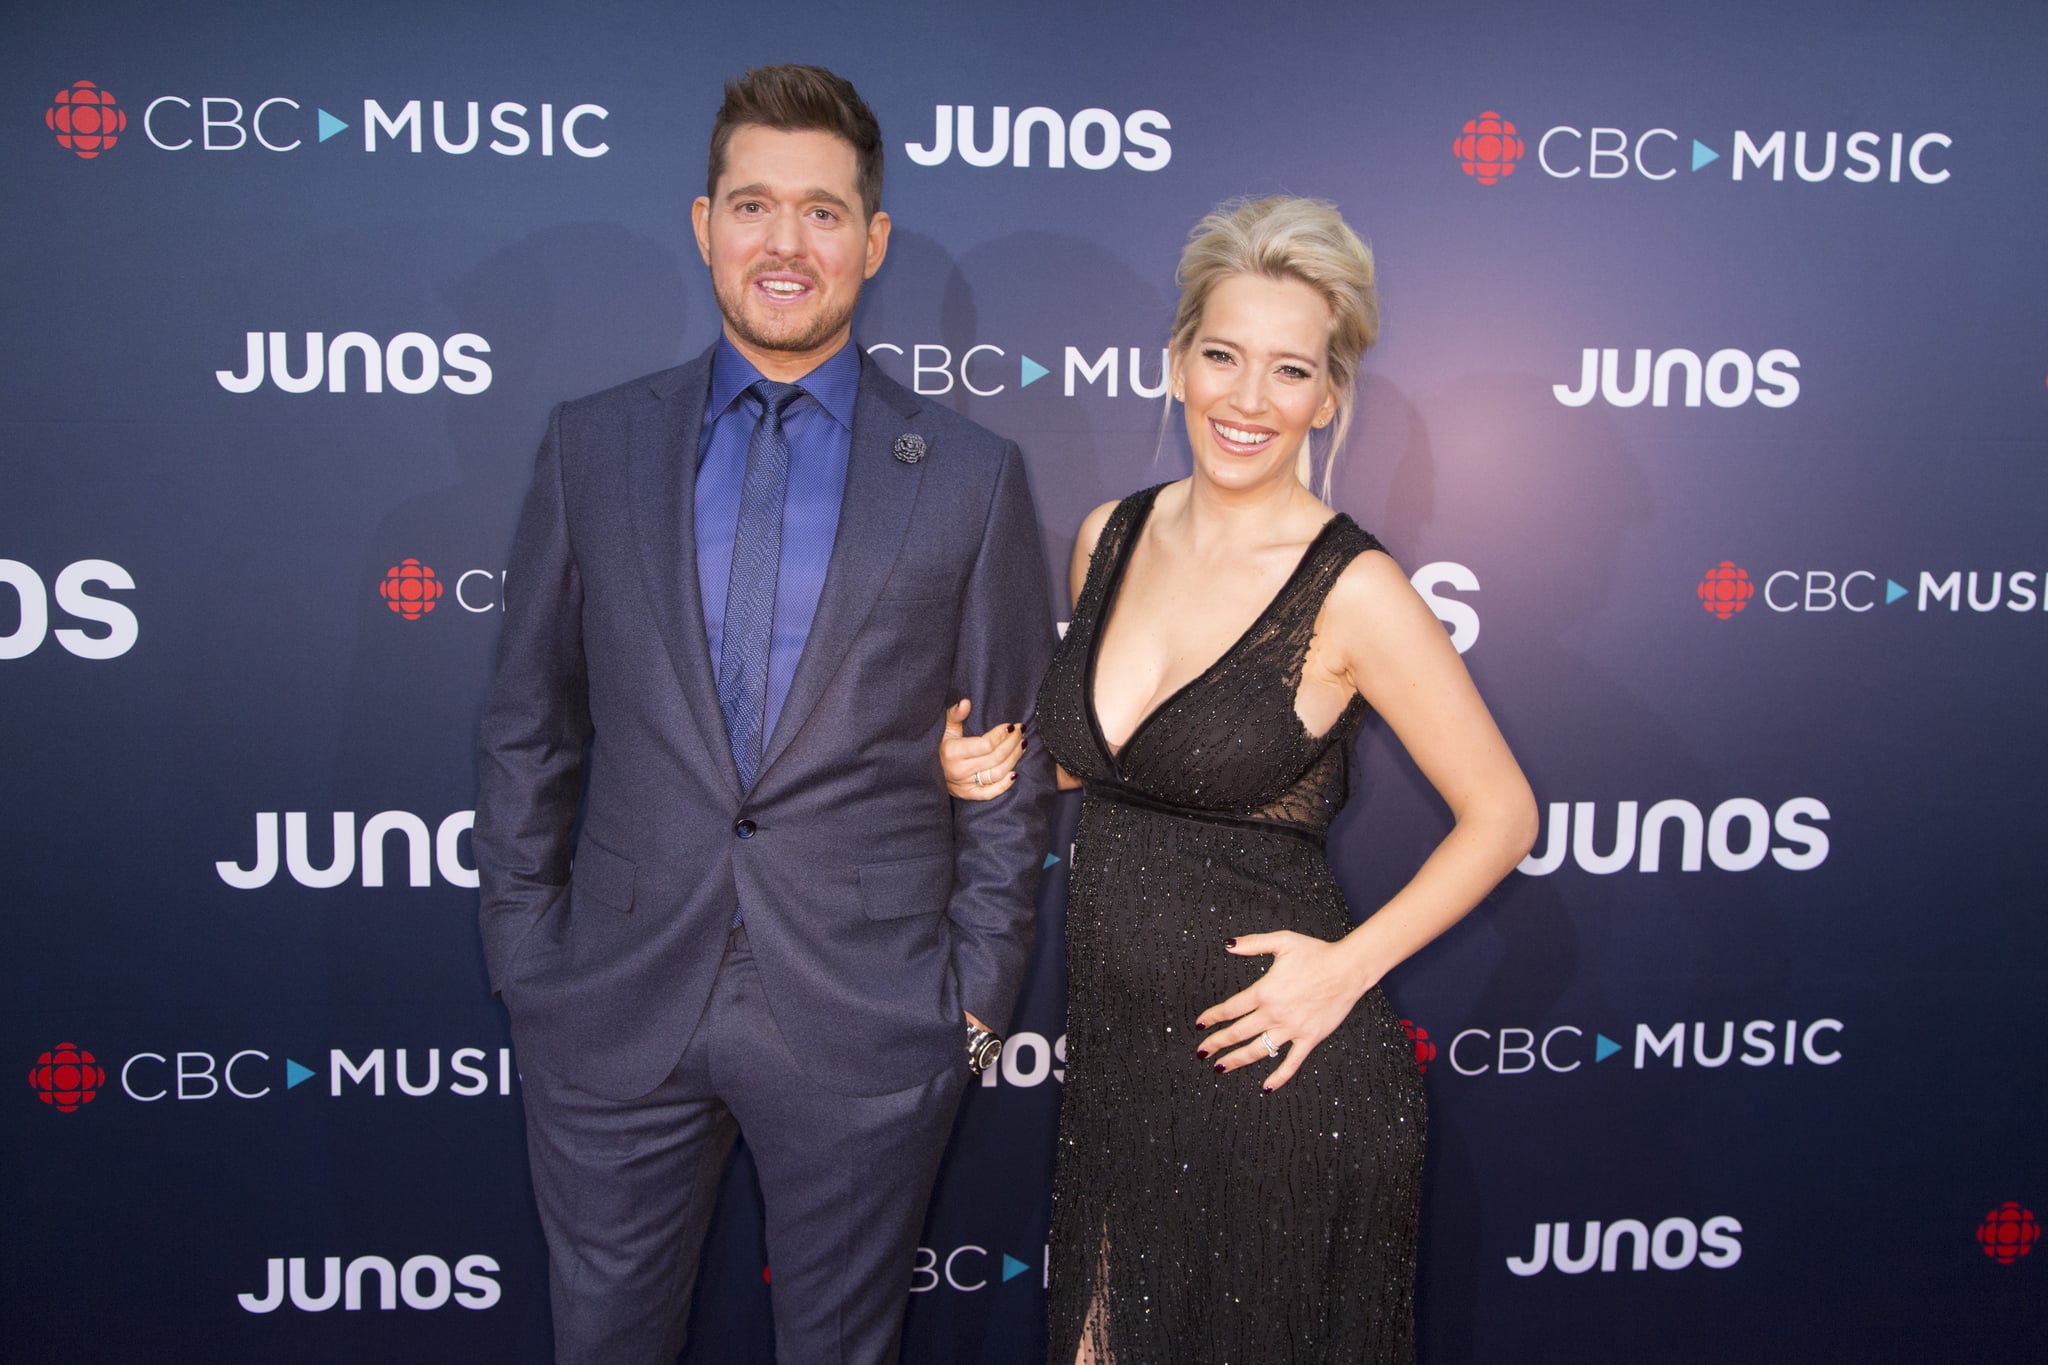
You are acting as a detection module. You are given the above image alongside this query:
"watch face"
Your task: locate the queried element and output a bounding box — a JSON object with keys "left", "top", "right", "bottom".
{"left": 968, "top": 1032, "right": 1002, "bottom": 1073}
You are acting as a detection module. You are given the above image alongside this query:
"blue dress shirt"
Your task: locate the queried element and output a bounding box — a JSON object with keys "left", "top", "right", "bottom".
{"left": 695, "top": 337, "right": 858, "bottom": 755}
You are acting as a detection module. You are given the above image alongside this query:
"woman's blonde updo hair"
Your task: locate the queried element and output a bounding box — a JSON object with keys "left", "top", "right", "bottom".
{"left": 1168, "top": 196, "right": 1378, "bottom": 496}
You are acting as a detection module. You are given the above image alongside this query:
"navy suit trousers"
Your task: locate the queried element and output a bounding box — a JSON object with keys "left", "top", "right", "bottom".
{"left": 515, "top": 925, "right": 967, "bottom": 1365}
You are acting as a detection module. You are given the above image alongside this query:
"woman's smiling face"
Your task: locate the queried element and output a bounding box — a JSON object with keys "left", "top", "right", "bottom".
{"left": 1174, "top": 272, "right": 1338, "bottom": 495}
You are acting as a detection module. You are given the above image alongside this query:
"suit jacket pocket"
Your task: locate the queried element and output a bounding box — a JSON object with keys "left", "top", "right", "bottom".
{"left": 857, "top": 853, "right": 953, "bottom": 921}
{"left": 570, "top": 833, "right": 636, "bottom": 914}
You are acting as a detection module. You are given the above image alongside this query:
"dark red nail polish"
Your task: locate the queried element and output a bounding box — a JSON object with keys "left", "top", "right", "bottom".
{"left": 1193, "top": 1021, "right": 1207, "bottom": 1031}
{"left": 1008, "top": 723, "right": 1018, "bottom": 733}
{"left": 1224, "top": 938, "right": 1237, "bottom": 949}
{"left": 1261, "top": 1086, "right": 1272, "bottom": 1096}
{"left": 1195, "top": 1049, "right": 1209, "bottom": 1060}
{"left": 1212, "top": 1062, "right": 1226, "bottom": 1074}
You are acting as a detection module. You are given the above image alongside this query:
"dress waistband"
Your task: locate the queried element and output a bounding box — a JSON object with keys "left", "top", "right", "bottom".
{"left": 1087, "top": 782, "right": 1327, "bottom": 851}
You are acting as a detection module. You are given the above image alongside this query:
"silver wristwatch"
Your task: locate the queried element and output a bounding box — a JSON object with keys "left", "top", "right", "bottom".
{"left": 966, "top": 1022, "right": 1003, "bottom": 1075}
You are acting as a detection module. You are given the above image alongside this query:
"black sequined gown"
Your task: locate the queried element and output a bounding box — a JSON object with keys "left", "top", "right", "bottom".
{"left": 1036, "top": 485, "right": 1424, "bottom": 1365}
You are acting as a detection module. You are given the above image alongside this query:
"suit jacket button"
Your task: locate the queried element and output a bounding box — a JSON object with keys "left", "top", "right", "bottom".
{"left": 734, "top": 819, "right": 756, "bottom": 839}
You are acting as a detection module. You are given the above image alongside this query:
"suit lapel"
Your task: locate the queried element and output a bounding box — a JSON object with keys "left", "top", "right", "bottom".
{"left": 757, "top": 355, "right": 925, "bottom": 779}
{"left": 628, "top": 353, "right": 743, "bottom": 799}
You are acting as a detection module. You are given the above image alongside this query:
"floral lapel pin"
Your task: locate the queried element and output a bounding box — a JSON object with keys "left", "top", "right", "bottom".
{"left": 892, "top": 433, "right": 927, "bottom": 465}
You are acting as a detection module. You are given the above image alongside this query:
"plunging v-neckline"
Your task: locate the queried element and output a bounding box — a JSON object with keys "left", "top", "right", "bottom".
{"left": 1083, "top": 488, "right": 1346, "bottom": 774}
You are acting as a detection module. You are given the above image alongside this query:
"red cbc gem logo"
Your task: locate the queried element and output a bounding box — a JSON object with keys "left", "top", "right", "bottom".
{"left": 1400, "top": 1019, "right": 1436, "bottom": 1074}
{"left": 1697, "top": 561, "right": 1755, "bottom": 620}
{"left": 1454, "top": 111, "right": 1524, "bottom": 186}
{"left": 380, "top": 559, "right": 444, "bottom": 620}
{"left": 47, "top": 81, "right": 128, "bottom": 160}
{"left": 1977, "top": 1202, "right": 2040, "bottom": 1264}
{"left": 29, "top": 1043, "right": 106, "bottom": 1112}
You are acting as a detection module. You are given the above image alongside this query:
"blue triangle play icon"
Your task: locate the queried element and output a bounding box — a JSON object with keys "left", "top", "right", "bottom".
{"left": 1020, "top": 355, "right": 1049, "bottom": 388}
{"left": 1002, "top": 1254, "right": 1030, "bottom": 1282}
{"left": 1886, "top": 579, "right": 1907, "bottom": 604}
{"left": 286, "top": 1059, "right": 316, "bottom": 1088}
{"left": 318, "top": 109, "right": 349, "bottom": 143}
{"left": 1044, "top": 852, "right": 1062, "bottom": 869}
{"left": 1691, "top": 140, "right": 1720, "bottom": 172}
{"left": 1594, "top": 1034, "right": 1621, "bottom": 1063}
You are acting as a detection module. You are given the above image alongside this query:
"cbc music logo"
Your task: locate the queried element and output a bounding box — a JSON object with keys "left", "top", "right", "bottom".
{"left": 43, "top": 80, "right": 607, "bottom": 159}
{"left": 237, "top": 1253, "right": 502, "bottom": 1313}
{"left": 1978, "top": 1203, "right": 2038, "bottom": 1265}
{"left": 381, "top": 560, "right": 443, "bottom": 620}
{"left": 1400, "top": 1019, "right": 1435, "bottom": 1074}
{"left": 1507, "top": 1216, "right": 1742, "bottom": 1276}
{"left": 1444, "top": 1017, "right": 1843, "bottom": 1076}
{"left": 1553, "top": 348, "right": 1799, "bottom": 409}
{"left": 46, "top": 80, "right": 128, "bottom": 160}
{"left": 216, "top": 810, "right": 479, "bottom": 890}
{"left": 1518, "top": 796, "right": 1830, "bottom": 876}
{"left": 1698, "top": 562, "right": 1754, "bottom": 619}
{"left": 0, "top": 559, "right": 138, "bottom": 660}
{"left": 911, "top": 1245, "right": 1042, "bottom": 1293}
{"left": 871, "top": 339, "right": 1472, "bottom": 425}
{"left": 374, "top": 560, "right": 506, "bottom": 621}
{"left": 28, "top": 1043, "right": 107, "bottom": 1112}
{"left": 865, "top": 340, "right": 1167, "bottom": 400}
{"left": 904, "top": 105, "right": 1171, "bottom": 171}
{"left": 25, "top": 1043, "right": 515, "bottom": 1107}
{"left": 1453, "top": 109, "right": 1951, "bottom": 185}
{"left": 1696, "top": 562, "right": 2048, "bottom": 618}
{"left": 217, "top": 331, "right": 493, "bottom": 395}
{"left": 1453, "top": 111, "right": 1524, "bottom": 185}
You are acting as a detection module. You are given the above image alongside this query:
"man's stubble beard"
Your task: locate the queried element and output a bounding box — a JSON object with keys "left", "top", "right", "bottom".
{"left": 715, "top": 269, "right": 860, "bottom": 358}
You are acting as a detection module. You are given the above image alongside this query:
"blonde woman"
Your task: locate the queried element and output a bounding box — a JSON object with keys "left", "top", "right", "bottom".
{"left": 942, "top": 197, "right": 1536, "bottom": 1363}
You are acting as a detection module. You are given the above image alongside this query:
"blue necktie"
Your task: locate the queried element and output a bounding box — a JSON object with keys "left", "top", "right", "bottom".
{"left": 719, "top": 379, "right": 803, "bottom": 792}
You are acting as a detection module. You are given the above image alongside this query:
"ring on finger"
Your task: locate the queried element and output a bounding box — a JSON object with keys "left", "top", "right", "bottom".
{"left": 974, "top": 769, "right": 987, "bottom": 787}
{"left": 1259, "top": 1031, "right": 1281, "bottom": 1059}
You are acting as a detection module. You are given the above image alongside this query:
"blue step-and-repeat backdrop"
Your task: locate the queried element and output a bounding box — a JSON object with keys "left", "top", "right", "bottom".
{"left": 6, "top": 2, "right": 2043, "bottom": 1360}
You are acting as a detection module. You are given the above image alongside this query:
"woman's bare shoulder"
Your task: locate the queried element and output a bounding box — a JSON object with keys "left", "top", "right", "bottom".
{"left": 1066, "top": 498, "right": 1124, "bottom": 606}
{"left": 1074, "top": 498, "right": 1121, "bottom": 562}
{"left": 1323, "top": 540, "right": 1426, "bottom": 635}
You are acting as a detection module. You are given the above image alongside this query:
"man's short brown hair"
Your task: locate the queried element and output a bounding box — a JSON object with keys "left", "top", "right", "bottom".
{"left": 706, "top": 65, "right": 884, "bottom": 220}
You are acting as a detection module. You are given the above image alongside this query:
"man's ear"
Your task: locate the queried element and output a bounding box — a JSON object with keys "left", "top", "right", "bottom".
{"left": 691, "top": 196, "right": 713, "bottom": 266}
{"left": 863, "top": 210, "right": 892, "bottom": 280}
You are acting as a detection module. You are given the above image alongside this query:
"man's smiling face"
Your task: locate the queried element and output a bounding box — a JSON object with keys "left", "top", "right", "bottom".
{"left": 692, "top": 124, "right": 891, "bottom": 380}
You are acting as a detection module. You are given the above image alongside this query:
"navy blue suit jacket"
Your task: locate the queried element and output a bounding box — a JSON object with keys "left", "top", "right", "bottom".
{"left": 476, "top": 345, "right": 1057, "bottom": 1100}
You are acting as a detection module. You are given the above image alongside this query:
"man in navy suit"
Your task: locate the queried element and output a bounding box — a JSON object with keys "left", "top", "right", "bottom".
{"left": 475, "top": 64, "right": 1056, "bottom": 1365}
